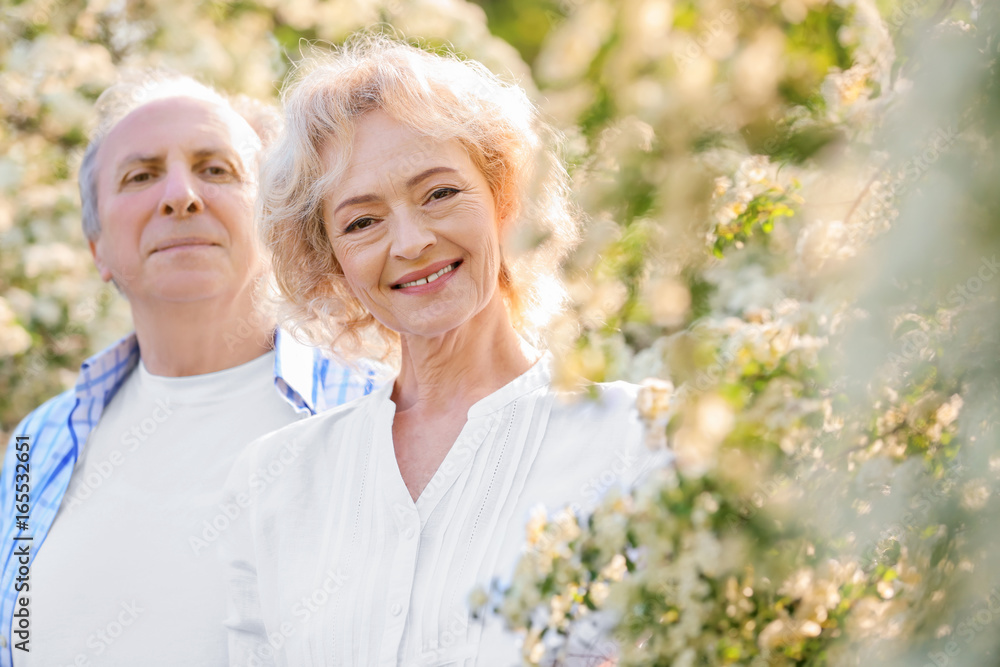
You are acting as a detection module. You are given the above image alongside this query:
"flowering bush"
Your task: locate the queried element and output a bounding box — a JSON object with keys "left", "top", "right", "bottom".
{"left": 491, "top": 0, "right": 1000, "bottom": 665}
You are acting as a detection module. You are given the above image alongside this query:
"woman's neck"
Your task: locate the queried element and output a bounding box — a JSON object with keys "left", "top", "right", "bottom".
{"left": 392, "top": 294, "right": 535, "bottom": 416}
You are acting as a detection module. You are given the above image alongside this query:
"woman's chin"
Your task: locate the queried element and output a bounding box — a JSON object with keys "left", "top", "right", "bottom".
{"left": 373, "top": 286, "right": 503, "bottom": 342}
{"left": 389, "top": 308, "right": 485, "bottom": 341}
{"left": 395, "top": 321, "right": 469, "bottom": 341}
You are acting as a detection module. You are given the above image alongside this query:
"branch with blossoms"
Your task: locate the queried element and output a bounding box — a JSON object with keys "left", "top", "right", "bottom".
{"left": 710, "top": 159, "right": 802, "bottom": 259}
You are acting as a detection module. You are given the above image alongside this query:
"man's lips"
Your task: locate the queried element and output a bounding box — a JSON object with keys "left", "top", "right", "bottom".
{"left": 391, "top": 259, "right": 462, "bottom": 289}
{"left": 151, "top": 238, "right": 220, "bottom": 254}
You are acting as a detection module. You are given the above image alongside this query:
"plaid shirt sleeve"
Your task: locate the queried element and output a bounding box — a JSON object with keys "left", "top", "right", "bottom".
{"left": 0, "top": 391, "right": 78, "bottom": 662}
{"left": 272, "top": 328, "right": 389, "bottom": 415}
{"left": 0, "top": 334, "right": 139, "bottom": 663}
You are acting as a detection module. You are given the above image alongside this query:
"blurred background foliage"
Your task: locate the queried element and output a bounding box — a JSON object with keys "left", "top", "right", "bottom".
{"left": 1, "top": 0, "right": 998, "bottom": 664}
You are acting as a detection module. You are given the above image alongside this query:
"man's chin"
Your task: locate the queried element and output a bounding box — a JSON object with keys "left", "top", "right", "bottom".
{"left": 142, "top": 276, "right": 235, "bottom": 305}
{"left": 121, "top": 265, "right": 265, "bottom": 308}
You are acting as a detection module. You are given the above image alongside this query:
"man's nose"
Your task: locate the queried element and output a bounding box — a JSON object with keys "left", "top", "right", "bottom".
{"left": 159, "top": 168, "right": 204, "bottom": 217}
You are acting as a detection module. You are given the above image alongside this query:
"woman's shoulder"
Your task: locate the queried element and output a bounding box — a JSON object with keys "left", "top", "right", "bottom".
{"left": 541, "top": 379, "right": 645, "bottom": 449}
{"left": 536, "top": 379, "right": 670, "bottom": 499}
{"left": 548, "top": 379, "right": 641, "bottom": 420}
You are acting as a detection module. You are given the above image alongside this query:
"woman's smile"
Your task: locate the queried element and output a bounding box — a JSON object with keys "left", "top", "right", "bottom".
{"left": 324, "top": 110, "right": 503, "bottom": 339}
{"left": 392, "top": 260, "right": 462, "bottom": 292}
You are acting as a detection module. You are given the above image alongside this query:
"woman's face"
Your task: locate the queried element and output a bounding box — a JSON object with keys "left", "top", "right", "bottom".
{"left": 323, "top": 110, "right": 504, "bottom": 339}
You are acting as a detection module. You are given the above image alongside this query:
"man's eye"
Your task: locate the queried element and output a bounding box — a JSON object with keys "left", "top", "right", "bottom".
{"left": 346, "top": 217, "right": 376, "bottom": 233}
{"left": 204, "top": 166, "right": 230, "bottom": 177}
{"left": 126, "top": 172, "right": 152, "bottom": 184}
{"left": 428, "top": 187, "right": 459, "bottom": 201}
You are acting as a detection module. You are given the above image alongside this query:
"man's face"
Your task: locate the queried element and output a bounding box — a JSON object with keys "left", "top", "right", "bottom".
{"left": 89, "top": 96, "right": 264, "bottom": 307}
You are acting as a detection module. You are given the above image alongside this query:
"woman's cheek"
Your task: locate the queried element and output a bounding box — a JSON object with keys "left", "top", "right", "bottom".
{"left": 347, "top": 242, "right": 390, "bottom": 299}
{"left": 332, "top": 238, "right": 368, "bottom": 278}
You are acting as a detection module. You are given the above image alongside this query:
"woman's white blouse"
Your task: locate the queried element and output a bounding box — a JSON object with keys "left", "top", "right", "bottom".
{"left": 221, "top": 356, "right": 670, "bottom": 666}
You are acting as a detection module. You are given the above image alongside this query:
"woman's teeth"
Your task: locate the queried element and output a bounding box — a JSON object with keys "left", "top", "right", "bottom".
{"left": 399, "top": 262, "right": 457, "bottom": 288}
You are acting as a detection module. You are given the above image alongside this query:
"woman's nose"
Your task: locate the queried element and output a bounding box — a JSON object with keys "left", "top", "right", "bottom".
{"left": 390, "top": 209, "right": 436, "bottom": 259}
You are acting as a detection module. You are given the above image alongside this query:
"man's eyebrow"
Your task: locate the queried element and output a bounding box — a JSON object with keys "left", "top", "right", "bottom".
{"left": 191, "top": 147, "right": 240, "bottom": 161}
{"left": 117, "top": 153, "right": 161, "bottom": 169}
{"left": 117, "top": 147, "right": 239, "bottom": 167}
{"left": 333, "top": 167, "right": 459, "bottom": 216}
{"left": 114, "top": 147, "right": 243, "bottom": 181}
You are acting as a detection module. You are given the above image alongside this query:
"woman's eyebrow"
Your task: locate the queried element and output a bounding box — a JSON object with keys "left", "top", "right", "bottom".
{"left": 334, "top": 193, "right": 380, "bottom": 216}
{"left": 405, "top": 166, "right": 458, "bottom": 188}
{"left": 334, "top": 167, "right": 460, "bottom": 215}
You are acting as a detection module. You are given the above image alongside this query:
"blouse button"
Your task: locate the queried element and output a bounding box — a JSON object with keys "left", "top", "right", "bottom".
{"left": 391, "top": 603, "right": 403, "bottom": 616}
{"left": 403, "top": 527, "right": 416, "bottom": 540}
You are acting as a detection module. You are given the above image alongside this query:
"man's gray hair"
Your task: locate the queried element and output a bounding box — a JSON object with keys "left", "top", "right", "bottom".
{"left": 78, "top": 69, "right": 281, "bottom": 242}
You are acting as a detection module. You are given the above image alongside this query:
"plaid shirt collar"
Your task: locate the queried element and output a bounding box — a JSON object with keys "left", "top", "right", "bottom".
{"left": 74, "top": 328, "right": 321, "bottom": 419}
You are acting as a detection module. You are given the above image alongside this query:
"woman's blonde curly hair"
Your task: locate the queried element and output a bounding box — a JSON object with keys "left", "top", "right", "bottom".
{"left": 259, "top": 35, "right": 580, "bottom": 361}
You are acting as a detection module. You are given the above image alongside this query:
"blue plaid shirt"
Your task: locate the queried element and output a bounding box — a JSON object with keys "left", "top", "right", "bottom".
{"left": 0, "top": 330, "right": 380, "bottom": 662}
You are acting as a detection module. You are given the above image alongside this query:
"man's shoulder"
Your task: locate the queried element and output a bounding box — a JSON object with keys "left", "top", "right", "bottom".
{"left": 12, "top": 387, "right": 79, "bottom": 440}
{"left": 3, "top": 387, "right": 79, "bottom": 476}
{"left": 273, "top": 328, "right": 392, "bottom": 410}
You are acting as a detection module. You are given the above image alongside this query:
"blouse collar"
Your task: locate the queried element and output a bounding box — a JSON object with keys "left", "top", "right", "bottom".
{"left": 371, "top": 350, "right": 553, "bottom": 419}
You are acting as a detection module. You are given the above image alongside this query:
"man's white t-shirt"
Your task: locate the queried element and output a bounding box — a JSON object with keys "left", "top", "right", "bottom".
{"left": 20, "top": 351, "right": 302, "bottom": 667}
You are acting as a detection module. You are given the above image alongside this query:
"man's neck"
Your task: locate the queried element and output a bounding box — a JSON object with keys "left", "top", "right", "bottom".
{"left": 129, "top": 291, "right": 274, "bottom": 377}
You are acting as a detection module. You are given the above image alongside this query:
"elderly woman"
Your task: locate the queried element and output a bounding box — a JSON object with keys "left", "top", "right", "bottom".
{"left": 222, "top": 37, "right": 669, "bottom": 666}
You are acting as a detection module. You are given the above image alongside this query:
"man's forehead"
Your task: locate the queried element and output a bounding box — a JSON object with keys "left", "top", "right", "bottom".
{"left": 99, "top": 95, "right": 259, "bottom": 166}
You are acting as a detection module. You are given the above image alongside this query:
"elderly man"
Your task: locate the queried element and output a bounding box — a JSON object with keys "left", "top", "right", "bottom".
{"left": 0, "top": 72, "right": 379, "bottom": 666}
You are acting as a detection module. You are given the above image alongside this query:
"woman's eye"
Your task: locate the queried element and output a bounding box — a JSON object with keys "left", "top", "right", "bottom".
{"left": 346, "top": 217, "right": 376, "bottom": 233}
{"left": 428, "top": 187, "right": 459, "bottom": 202}
{"left": 204, "top": 165, "right": 230, "bottom": 177}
